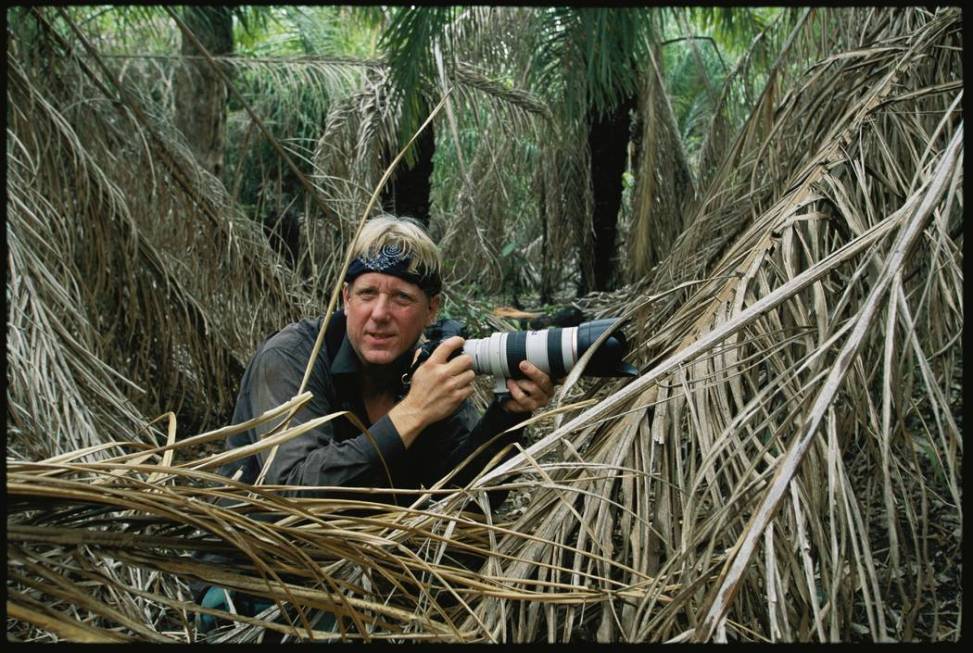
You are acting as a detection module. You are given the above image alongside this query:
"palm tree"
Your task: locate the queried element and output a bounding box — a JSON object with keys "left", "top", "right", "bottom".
{"left": 375, "top": 7, "right": 455, "bottom": 227}
{"left": 375, "top": 7, "right": 656, "bottom": 295}
{"left": 380, "top": 114, "right": 436, "bottom": 226}
{"left": 6, "top": 6, "right": 304, "bottom": 451}
{"left": 624, "top": 7, "right": 791, "bottom": 283}
{"left": 528, "top": 8, "right": 655, "bottom": 293}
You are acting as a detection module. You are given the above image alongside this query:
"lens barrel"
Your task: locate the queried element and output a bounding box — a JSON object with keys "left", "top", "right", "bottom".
{"left": 463, "top": 319, "right": 636, "bottom": 380}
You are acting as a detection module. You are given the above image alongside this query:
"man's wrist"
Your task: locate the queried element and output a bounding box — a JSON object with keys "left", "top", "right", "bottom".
{"left": 388, "top": 401, "right": 426, "bottom": 448}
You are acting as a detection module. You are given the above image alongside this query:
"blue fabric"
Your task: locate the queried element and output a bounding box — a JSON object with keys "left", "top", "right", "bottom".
{"left": 196, "top": 586, "right": 228, "bottom": 632}
{"left": 195, "top": 586, "right": 273, "bottom": 633}
{"left": 344, "top": 243, "right": 441, "bottom": 295}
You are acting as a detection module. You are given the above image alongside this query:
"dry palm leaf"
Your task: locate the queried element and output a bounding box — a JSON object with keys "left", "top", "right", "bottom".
{"left": 6, "top": 5, "right": 961, "bottom": 644}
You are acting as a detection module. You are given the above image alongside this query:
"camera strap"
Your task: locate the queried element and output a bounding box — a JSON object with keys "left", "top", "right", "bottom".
{"left": 399, "top": 346, "right": 431, "bottom": 394}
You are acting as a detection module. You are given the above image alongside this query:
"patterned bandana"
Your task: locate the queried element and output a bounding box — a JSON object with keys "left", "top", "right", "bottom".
{"left": 345, "top": 243, "right": 442, "bottom": 296}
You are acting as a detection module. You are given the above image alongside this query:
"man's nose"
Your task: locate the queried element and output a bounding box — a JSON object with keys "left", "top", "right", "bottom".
{"left": 370, "top": 294, "right": 391, "bottom": 320}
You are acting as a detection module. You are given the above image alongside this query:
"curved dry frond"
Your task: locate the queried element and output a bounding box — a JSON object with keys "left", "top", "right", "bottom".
{"left": 311, "top": 7, "right": 563, "bottom": 300}
{"left": 6, "top": 135, "right": 150, "bottom": 459}
{"left": 623, "top": 43, "right": 698, "bottom": 282}
{"left": 310, "top": 55, "right": 552, "bottom": 298}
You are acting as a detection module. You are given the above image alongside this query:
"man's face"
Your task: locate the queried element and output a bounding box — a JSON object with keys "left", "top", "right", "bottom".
{"left": 343, "top": 272, "right": 440, "bottom": 368}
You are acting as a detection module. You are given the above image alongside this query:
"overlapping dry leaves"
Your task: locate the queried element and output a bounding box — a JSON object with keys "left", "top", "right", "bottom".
{"left": 6, "top": 6, "right": 962, "bottom": 643}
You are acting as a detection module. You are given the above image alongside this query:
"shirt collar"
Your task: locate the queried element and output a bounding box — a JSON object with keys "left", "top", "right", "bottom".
{"left": 330, "top": 334, "right": 361, "bottom": 375}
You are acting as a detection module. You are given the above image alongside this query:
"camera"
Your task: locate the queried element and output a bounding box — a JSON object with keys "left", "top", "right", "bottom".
{"left": 411, "top": 317, "right": 637, "bottom": 397}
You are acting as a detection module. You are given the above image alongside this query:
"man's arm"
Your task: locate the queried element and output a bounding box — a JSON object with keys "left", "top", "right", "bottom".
{"left": 409, "top": 357, "right": 555, "bottom": 508}
{"left": 386, "top": 336, "right": 475, "bottom": 448}
{"left": 227, "top": 345, "right": 408, "bottom": 497}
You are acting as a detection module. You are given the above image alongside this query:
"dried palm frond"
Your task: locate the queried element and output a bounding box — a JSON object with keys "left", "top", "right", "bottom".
{"left": 6, "top": 5, "right": 961, "bottom": 645}
{"left": 6, "top": 9, "right": 305, "bottom": 456}
{"left": 532, "top": 121, "right": 595, "bottom": 302}
{"left": 6, "top": 140, "right": 150, "bottom": 460}
{"left": 624, "top": 42, "right": 697, "bottom": 282}
{"left": 107, "top": 53, "right": 381, "bottom": 95}
{"left": 90, "top": 47, "right": 392, "bottom": 311}
{"left": 470, "top": 5, "right": 961, "bottom": 642}
{"left": 312, "top": 73, "right": 550, "bottom": 298}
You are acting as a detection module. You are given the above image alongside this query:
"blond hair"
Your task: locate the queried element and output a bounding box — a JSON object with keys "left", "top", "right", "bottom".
{"left": 349, "top": 214, "right": 442, "bottom": 292}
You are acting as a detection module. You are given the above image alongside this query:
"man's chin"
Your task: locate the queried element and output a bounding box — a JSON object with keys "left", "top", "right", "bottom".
{"left": 360, "top": 349, "right": 401, "bottom": 367}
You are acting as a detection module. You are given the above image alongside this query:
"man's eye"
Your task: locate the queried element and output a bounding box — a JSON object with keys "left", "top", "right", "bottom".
{"left": 395, "top": 293, "right": 415, "bottom": 305}
{"left": 357, "top": 289, "right": 377, "bottom": 299}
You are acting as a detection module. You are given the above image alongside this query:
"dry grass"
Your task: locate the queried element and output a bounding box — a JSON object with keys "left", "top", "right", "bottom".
{"left": 6, "top": 6, "right": 962, "bottom": 643}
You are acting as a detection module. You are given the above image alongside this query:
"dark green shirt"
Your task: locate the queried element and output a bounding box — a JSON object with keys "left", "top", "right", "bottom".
{"left": 219, "top": 311, "right": 525, "bottom": 507}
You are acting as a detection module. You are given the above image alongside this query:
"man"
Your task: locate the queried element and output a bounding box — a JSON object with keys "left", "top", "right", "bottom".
{"left": 193, "top": 216, "right": 554, "bottom": 632}
{"left": 220, "top": 214, "right": 554, "bottom": 501}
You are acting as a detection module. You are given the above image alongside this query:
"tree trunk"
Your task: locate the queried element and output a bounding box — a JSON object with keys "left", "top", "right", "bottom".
{"left": 173, "top": 7, "right": 233, "bottom": 179}
{"left": 585, "top": 95, "right": 637, "bottom": 292}
{"left": 381, "top": 121, "right": 435, "bottom": 228}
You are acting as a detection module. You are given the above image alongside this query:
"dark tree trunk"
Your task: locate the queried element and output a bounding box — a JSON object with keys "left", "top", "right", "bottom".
{"left": 381, "top": 121, "right": 435, "bottom": 228}
{"left": 173, "top": 7, "right": 233, "bottom": 179}
{"left": 585, "top": 95, "right": 637, "bottom": 292}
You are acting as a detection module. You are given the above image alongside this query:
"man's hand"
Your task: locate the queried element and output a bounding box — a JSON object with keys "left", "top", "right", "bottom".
{"left": 389, "top": 336, "right": 474, "bottom": 447}
{"left": 502, "top": 360, "right": 555, "bottom": 414}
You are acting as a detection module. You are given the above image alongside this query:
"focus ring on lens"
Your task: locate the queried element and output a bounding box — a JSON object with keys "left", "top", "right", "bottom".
{"left": 547, "top": 328, "right": 565, "bottom": 378}
{"left": 506, "top": 330, "right": 528, "bottom": 378}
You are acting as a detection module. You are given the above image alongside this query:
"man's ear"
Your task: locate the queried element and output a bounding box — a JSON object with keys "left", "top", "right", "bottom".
{"left": 427, "top": 293, "right": 441, "bottom": 325}
{"left": 341, "top": 283, "right": 350, "bottom": 306}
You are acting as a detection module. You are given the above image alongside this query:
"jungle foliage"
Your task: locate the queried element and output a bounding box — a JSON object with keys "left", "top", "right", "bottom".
{"left": 5, "top": 5, "right": 963, "bottom": 643}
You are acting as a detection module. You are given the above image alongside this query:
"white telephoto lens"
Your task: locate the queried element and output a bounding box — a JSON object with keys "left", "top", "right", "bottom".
{"left": 462, "top": 338, "right": 482, "bottom": 373}
{"left": 466, "top": 326, "right": 582, "bottom": 379}
{"left": 499, "top": 332, "right": 512, "bottom": 377}
{"left": 465, "top": 337, "right": 492, "bottom": 375}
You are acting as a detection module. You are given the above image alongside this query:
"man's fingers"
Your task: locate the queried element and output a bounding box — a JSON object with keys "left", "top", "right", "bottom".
{"left": 504, "top": 361, "right": 557, "bottom": 414}
{"left": 445, "top": 351, "right": 474, "bottom": 374}
{"left": 506, "top": 378, "right": 528, "bottom": 403}
{"left": 456, "top": 369, "right": 476, "bottom": 387}
{"left": 430, "top": 335, "right": 465, "bottom": 363}
{"left": 518, "top": 361, "right": 554, "bottom": 394}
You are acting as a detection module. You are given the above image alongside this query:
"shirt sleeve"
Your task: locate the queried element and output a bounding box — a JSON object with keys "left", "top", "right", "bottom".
{"left": 232, "top": 345, "right": 408, "bottom": 498}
